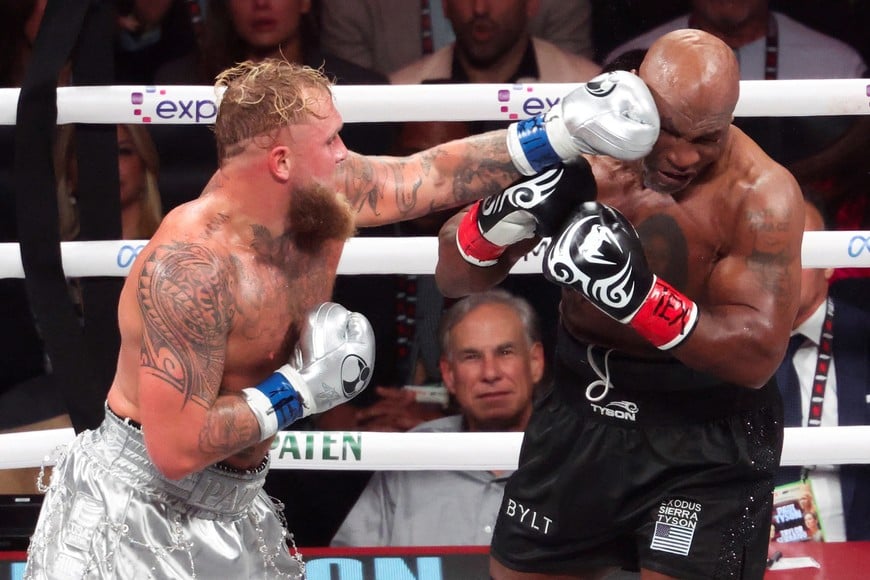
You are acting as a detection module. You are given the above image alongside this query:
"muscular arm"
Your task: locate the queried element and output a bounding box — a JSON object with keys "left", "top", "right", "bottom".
{"left": 673, "top": 174, "right": 805, "bottom": 388}
{"left": 435, "top": 208, "right": 539, "bottom": 297}
{"left": 336, "top": 130, "right": 521, "bottom": 227}
{"left": 136, "top": 242, "right": 261, "bottom": 479}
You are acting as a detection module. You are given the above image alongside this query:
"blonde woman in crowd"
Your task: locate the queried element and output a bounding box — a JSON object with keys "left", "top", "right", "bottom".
{"left": 56, "top": 123, "right": 163, "bottom": 241}
{"left": 117, "top": 123, "right": 163, "bottom": 240}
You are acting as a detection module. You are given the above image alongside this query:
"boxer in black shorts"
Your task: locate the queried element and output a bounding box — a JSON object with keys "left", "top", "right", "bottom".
{"left": 436, "top": 29, "right": 804, "bottom": 579}
{"left": 492, "top": 329, "right": 783, "bottom": 578}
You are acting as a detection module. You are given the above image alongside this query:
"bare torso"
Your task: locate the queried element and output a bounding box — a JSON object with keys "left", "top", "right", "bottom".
{"left": 107, "top": 193, "right": 343, "bottom": 470}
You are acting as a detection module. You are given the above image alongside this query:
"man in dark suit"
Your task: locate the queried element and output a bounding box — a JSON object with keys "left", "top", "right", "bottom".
{"left": 775, "top": 195, "right": 870, "bottom": 541}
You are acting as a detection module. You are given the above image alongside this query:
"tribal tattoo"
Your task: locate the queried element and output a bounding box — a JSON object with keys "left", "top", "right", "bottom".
{"left": 138, "top": 242, "right": 235, "bottom": 409}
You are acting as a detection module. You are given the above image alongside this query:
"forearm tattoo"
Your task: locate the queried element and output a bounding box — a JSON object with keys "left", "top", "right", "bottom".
{"left": 339, "top": 155, "right": 382, "bottom": 216}
{"left": 392, "top": 162, "right": 414, "bottom": 215}
{"left": 448, "top": 133, "right": 519, "bottom": 202}
{"left": 138, "top": 243, "right": 235, "bottom": 409}
{"left": 339, "top": 131, "right": 518, "bottom": 217}
{"left": 198, "top": 394, "right": 259, "bottom": 456}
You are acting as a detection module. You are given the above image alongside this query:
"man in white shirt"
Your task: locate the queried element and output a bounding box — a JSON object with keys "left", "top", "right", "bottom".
{"left": 331, "top": 289, "right": 544, "bottom": 546}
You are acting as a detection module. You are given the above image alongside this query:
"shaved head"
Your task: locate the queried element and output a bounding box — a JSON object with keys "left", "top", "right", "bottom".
{"left": 635, "top": 30, "right": 742, "bottom": 194}
{"left": 640, "top": 29, "right": 739, "bottom": 127}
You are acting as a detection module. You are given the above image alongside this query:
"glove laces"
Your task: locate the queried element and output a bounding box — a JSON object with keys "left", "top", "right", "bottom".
{"left": 585, "top": 345, "right": 615, "bottom": 402}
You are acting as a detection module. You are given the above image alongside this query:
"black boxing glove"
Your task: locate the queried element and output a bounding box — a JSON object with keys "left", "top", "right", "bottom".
{"left": 543, "top": 202, "right": 698, "bottom": 350}
{"left": 456, "top": 160, "right": 596, "bottom": 267}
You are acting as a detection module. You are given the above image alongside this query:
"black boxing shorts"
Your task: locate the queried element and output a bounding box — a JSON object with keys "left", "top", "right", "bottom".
{"left": 490, "top": 327, "right": 784, "bottom": 579}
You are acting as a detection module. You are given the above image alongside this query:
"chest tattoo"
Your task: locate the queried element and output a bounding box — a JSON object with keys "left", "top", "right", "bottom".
{"left": 636, "top": 213, "right": 689, "bottom": 289}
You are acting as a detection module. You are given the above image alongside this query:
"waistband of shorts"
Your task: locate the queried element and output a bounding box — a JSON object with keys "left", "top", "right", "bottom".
{"left": 105, "top": 405, "right": 267, "bottom": 476}
{"left": 96, "top": 403, "right": 269, "bottom": 519}
{"left": 553, "top": 327, "right": 781, "bottom": 426}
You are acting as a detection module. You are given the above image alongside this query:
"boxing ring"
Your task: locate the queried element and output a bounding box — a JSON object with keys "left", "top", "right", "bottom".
{"left": 1, "top": 79, "right": 869, "bottom": 473}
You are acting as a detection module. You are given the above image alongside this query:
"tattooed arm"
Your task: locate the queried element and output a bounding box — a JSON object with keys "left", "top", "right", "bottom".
{"left": 136, "top": 242, "right": 261, "bottom": 479}
{"left": 336, "top": 130, "right": 522, "bottom": 227}
{"left": 670, "top": 169, "right": 805, "bottom": 388}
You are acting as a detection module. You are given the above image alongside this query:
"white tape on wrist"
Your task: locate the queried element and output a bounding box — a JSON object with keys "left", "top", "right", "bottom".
{"left": 506, "top": 123, "right": 536, "bottom": 176}
{"left": 543, "top": 109, "right": 585, "bottom": 160}
{"left": 242, "top": 387, "right": 280, "bottom": 441}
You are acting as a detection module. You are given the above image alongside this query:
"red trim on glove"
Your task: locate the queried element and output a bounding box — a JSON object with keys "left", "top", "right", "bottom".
{"left": 455, "top": 202, "right": 505, "bottom": 267}
{"left": 629, "top": 276, "right": 699, "bottom": 350}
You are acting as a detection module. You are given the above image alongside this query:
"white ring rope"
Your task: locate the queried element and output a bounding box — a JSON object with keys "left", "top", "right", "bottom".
{"left": 1, "top": 426, "right": 868, "bottom": 471}
{"left": 0, "top": 79, "right": 868, "bottom": 126}
{"left": 0, "top": 231, "right": 868, "bottom": 279}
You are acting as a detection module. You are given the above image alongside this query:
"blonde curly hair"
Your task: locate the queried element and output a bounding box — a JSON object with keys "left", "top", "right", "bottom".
{"left": 214, "top": 59, "right": 334, "bottom": 161}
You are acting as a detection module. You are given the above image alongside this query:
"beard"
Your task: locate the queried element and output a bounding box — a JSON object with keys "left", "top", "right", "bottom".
{"left": 288, "top": 183, "right": 356, "bottom": 252}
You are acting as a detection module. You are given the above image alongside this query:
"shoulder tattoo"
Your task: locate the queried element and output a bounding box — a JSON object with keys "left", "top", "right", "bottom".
{"left": 138, "top": 242, "right": 235, "bottom": 408}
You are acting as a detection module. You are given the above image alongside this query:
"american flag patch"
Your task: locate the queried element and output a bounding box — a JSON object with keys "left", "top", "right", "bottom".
{"left": 650, "top": 521, "right": 695, "bottom": 555}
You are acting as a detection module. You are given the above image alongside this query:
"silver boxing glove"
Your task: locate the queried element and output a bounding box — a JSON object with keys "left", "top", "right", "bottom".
{"left": 292, "top": 302, "right": 375, "bottom": 415}
{"left": 242, "top": 303, "right": 375, "bottom": 440}
{"left": 507, "top": 70, "right": 660, "bottom": 175}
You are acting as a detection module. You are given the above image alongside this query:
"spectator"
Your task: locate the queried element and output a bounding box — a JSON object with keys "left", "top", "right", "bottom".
{"left": 390, "top": 0, "right": 599, "bottom": 84}
{"left": 320, "top": 0, "right": 594, "bottom": 77}
{"left": 116, "top": 124, "right": 163, "bottom": 239}
{"left": 331, "top": 289, "right": 544, "bottom": 546}
{"left": 55, "top": 124, "right": 163, "bottom": 241}
{"left": 156, "top": 0, "right": 389, "bottom": 94}
{"left": 604, "top": 0, "right": 866, "bottom": 79}
{"left": 113, "top": 0, "right": 199, "bottom": 84}
{"left": 773, "top": 195, "right": 870, "bottom": 542}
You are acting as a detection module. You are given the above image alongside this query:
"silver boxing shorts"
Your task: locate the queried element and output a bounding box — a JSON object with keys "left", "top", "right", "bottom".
{"left": 24, "top": 405, "right": 304, "bottom": 579}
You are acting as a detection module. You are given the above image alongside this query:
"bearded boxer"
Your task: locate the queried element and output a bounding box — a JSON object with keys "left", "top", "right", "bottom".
{"left": 25, "top": 59, "right": 658, "bottom": 578}
{"left": 437, "top": 30, "right": 804, "bottom": 579}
